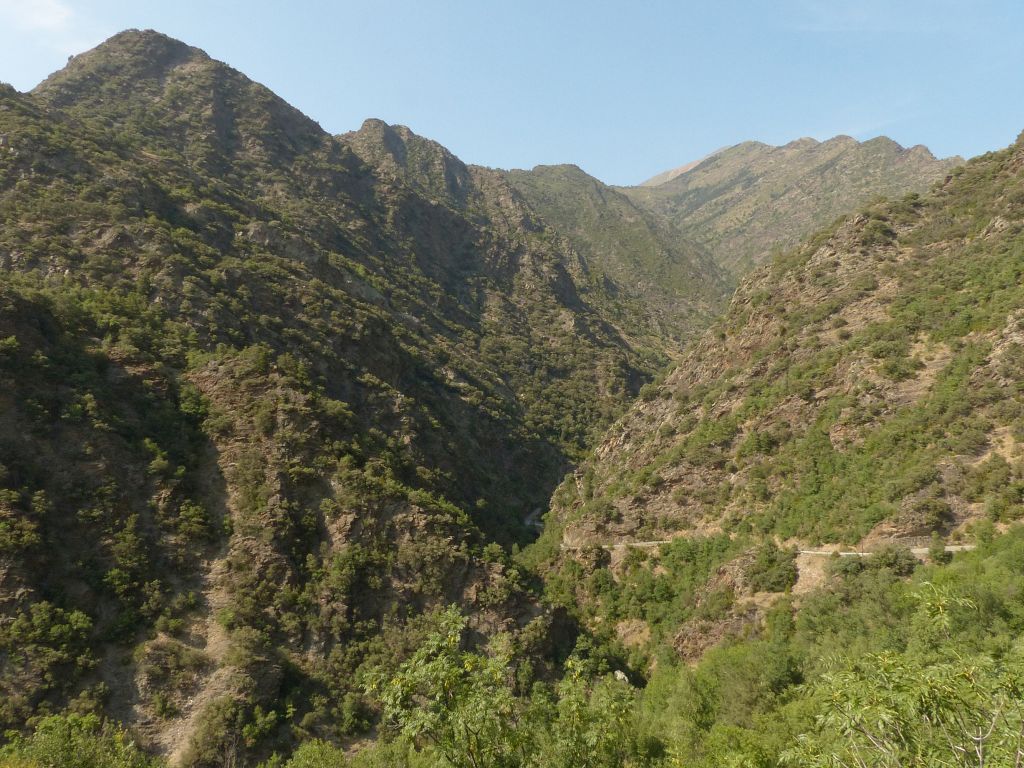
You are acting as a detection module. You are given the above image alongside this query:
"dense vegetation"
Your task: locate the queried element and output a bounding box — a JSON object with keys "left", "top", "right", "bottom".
{"left": 10, "top": 531, "right": 1024, "bottom": 767}
{"left": 1, "top": 25, "right": 1021, "bottom": 768}
{"left": 0, "top": 28, "right": 675, "bottom": 763}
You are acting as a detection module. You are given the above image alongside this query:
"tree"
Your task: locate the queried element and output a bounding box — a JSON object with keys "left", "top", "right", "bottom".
{"left": 365, "top": 607, "right": 530, "bottom": 768}
{"left": 747, "top": 542, "right": 799, "bottom": 593}
{"left": 364, "top": 606, "right": 645, "bottom": 768}
{"left": 532, "top": 661, "right": 638, "bottom": 768}
{"left": 782, "top": 649, "right": 1024, "bottom": 767}
{"left": 928, "top": 532, "right": 952, "bottom": 566}
{"left": 781, "top": 587, "right": 1024, "bottom": 768}
{"left": 0, "top": 714, "right": 161, "bottom": 768}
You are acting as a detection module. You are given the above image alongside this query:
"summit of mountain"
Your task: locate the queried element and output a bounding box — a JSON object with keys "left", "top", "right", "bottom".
{"left": 33, "top": 29, "right": 331, "bottom": 174}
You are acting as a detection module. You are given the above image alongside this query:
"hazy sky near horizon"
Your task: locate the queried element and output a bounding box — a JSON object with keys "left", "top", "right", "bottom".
{"left": 0, "top": 0, "right": 1021, "bottom": 185}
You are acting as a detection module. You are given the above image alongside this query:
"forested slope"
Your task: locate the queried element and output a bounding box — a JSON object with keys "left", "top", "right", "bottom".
{"left": 1, "top": 26, "right": 1019, "bottom": 768}
{"left": 0, "top": 28, "right": 698, "bottom": 762}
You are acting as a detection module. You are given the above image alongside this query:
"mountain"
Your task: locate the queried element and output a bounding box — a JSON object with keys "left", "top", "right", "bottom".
{"left": 0, "top": 29, "right": 697, "bottom": 763}
{"left": 624, "top": 135, "right": 962, "bottom": 279}
{"left": 502, "top": 163, "right": 730, "bottom": 345}
{"left": 500, "top": 137, "right": 958, "bottom": 344}
{"left": 537, "top": 129, "right": 1024, "bottom": 641}
{"left": 514, "top": 129, "right": 1024, "bottom": 768}
{"left": 2, "top": 25, "right": 1014, "bottom": 768}
{"left": 636, "top": 147, "right": 727, "bottom": 188}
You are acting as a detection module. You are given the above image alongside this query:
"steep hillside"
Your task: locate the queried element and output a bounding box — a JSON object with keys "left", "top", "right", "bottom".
{"left": 2, "top": 25, "right": 1011, "bottom": 768}
{"left": 538, "top": 130, "right": 1024, "bottom": 652}
{"left": 625, "top": 135, "right": 961, "bottom": 278}
{"left": 499, "top": 137, "right": 955, "bottom": 344}
{"left": 636, "top": 147, "right": 726, "bottom": 188}
{"left": 343, "top": 121, "right": 697, "bottom": 360}
{"left": 0, "top": 29, "right": 690, "bottom": 763}
{"left": 502, "top": 164, "right": 729, "bottom": 345}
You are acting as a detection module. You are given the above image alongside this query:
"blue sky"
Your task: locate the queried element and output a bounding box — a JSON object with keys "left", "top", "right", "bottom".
{"left": 1, "top": 0, "right": 1022, "bottom": 185}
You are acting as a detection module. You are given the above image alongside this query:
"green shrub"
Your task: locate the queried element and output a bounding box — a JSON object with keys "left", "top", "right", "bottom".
{"left": 746, "top": 542, "right": 798, "bottom": 593}
{"left": 0, "top": 714, "right": 161, "bottom": 768}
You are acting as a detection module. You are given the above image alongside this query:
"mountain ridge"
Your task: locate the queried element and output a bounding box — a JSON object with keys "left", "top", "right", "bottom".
{"left": 0, "top": 27, "right": 1009, "bottom": 768}
{"left": 540, "top": 127, "right": 1024, "bottom": 571}
{"left": 637, "top": 145, "right": 730, "bottom": 187}
{"left": 622, "top": 134, "right": 962, "bottom": 278}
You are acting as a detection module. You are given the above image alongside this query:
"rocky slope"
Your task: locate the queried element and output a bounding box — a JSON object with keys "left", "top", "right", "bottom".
{"left": 624, "top": 135, "right": 962, "bottom": 279}
{"left": 502, "top": 163, "right": 729, "bottom": 345}
{"left": 532, "top": 131, "right": 1024, "bottom": 674}
{"left": 0, "top": 29, "right": 685, "bottom": 764}
{"left": 501, "top": 137, "right": 957, "bottom": 346}
{"left": 544, "top": 131, "right": 1024, "bottom": 561}
{"left": 636, "top": 147, "right": 727, "bottom": 188}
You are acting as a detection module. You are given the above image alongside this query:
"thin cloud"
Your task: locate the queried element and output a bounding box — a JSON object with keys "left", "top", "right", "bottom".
{"left": 0, "top": 0, "right": 104, "bottom": 57}
{"left": 0, "top": 0, "right": 73, "bottom": 31}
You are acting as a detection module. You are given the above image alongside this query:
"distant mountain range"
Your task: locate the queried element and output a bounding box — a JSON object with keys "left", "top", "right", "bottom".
{"left": 623, "top": 135, "right": 961, "bottom": 277}
{"left": 637, "top": 146, "right": 729, "bottom": 187}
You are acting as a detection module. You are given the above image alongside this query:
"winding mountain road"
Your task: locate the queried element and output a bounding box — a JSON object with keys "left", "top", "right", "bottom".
{"left": 561, "top": 539, "right": 976, "bottom": 557}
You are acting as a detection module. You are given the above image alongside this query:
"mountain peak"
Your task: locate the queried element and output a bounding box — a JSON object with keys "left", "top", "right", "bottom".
{"left": 32, "top": 29, "right": 326, "bottom": 170}
{"left": 783, "top": 136, "right": 820, "bottom": 149}
{"left": 350, "top": 118, "right": 429, "bottom": 160}
{"left": 823, "top": 134, "right": 858, "bottom": 146}
{"left": 343, "top": 118, "right": 472, "bottom": 202}
{"left": 34, "top": 29, "right": 205, "bottom": 105}
{"left": 861, "top": 135, "right": 905, "bottom": 152}
{"left": 524, "top": 163, "right": 589, "bottom": 177}
{"left": 95, "top": 28, "right": 196, "bottom": 56}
